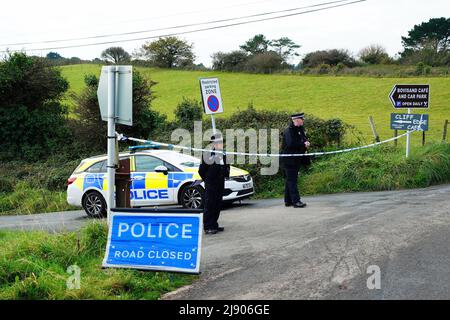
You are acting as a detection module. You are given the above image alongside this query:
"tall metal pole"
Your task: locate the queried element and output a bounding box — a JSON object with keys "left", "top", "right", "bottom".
{"left": 107, "top": 66, "right": 117, "bottom": 224}
{"left": 211, "top": 114, "right": 217, "bottom": 135}
{"left": 406, "top": 108, "right": 411, "bottom": 158}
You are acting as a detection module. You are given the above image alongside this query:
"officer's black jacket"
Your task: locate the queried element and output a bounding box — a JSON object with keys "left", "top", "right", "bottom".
{"left": 198, "top": 150, "right": 230, "bottom": 184}
{"left": 281, "top": 123, "right": 310, "bottom": 168}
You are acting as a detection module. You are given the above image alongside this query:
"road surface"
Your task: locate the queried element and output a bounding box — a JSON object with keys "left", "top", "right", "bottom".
{"left": 1, "top": 184, "right": 450, "bottom": 299}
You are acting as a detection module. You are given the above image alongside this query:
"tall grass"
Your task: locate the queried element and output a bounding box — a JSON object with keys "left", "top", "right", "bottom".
{"left": 0, "top": 221, "right": 194, "bottom": 299}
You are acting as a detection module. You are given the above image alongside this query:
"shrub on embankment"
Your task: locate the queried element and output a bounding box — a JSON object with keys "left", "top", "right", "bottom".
{"left": 0, "top": 221, "right": 193, "bottom": 299}
{"left": 0, "top": 157, "right": 82, "bottom": 215}
{"left": 254, "top": 143, "right": 450, "bottom": 198}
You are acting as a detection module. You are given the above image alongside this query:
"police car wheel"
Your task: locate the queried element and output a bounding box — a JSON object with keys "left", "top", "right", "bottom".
{"left": 83, "top": 191, "right": 107, "bottom": 218}
{"left": 181, "top": 186, "right": 204, "bottom": 209}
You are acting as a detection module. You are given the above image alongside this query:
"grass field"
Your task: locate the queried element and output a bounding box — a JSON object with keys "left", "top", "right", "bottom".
{"left": 61, "top": 64, "right": 450, "bottom": 146}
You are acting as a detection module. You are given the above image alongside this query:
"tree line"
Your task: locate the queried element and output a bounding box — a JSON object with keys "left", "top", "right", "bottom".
{"left": 40, "top": 17, "right": 450, "bottom": 73}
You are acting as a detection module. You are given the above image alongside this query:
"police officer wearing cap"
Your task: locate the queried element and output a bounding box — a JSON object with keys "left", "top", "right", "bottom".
{"left": 198, "top": 133, "right": 230, "bottom": 234}
{"left": 281, "top": 113, "right": 310, "bottom": 208}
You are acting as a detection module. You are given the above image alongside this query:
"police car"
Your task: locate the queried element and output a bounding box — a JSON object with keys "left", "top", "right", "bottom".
{"left": 67, "top": 150, "right": 254, "bottom": 217}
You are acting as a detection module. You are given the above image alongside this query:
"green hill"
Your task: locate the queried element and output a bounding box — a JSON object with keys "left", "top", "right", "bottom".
{"left": 61, "top": 64, "right": 450, "bottom": 146}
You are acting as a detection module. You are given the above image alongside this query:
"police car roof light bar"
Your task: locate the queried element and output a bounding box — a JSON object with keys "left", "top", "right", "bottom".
{"left": 129, "top": 144, "right": 161, "bottom": 151}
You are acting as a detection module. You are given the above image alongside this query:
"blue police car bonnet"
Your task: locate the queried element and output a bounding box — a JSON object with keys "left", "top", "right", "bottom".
{"left": 291, "top": 113, "right": 305, "bottom": 120}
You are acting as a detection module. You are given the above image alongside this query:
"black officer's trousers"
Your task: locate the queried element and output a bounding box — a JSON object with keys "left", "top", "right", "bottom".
{"left": 284, "top": 166, "right": 301, "bottom": 204}
{"left": 203, "top": 180, "right": 225, "bottom": 230}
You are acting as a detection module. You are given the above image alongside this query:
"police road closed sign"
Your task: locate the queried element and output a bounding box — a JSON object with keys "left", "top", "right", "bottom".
{"left": 200, "top": 78, "right": 224, "bottom": 115}
{"left": 103, "top": 211, "right": 203, "bottom": 274}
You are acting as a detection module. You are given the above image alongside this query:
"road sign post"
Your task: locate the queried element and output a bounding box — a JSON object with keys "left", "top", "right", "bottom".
{"left": 98, "top": 66, "right": 133, "bottom": 225}
{"left": 406, "top": 108, "right": 411, "bottom": 158}
{"left": 199, "top": 78, "right": 224, "bottom": 135}
{"left": 107, "top": 67, "right": 116, "bottom": 225}
{"left": 389, "top": 84, "right": 430, "bottom": 158}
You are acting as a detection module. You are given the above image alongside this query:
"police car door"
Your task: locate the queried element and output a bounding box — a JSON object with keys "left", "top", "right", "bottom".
{"left": 131, "top": 155, "right": 173, "bottom": 206}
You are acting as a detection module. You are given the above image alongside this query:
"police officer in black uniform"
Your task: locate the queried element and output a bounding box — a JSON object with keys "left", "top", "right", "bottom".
{"left": 281, "top": 113, "right": 310, "bottom": 208}
{"left": 198, "top": 133, "right": 230, "bottom": 234}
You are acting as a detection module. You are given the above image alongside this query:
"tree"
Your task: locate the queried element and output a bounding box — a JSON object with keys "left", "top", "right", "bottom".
{"left": 101, "top": 47, "right": 131, "bottom": 64}
{"left": 359, "top": 45, "right": 391, "bottom": 64}
{"left": 139, "top": 37, "right": 195, "bottom": 68}
{"left": 402, "top": 17, "right": 450, "bottom": 53}
{"left": 46, "top": 52, "right": 63, "bottom": 60}
{"left": 0, "top": 53, "right": 70, "bottom": 161}
{"left": 71, "top": 70, "right": 166, "bottom": 153}
{"left": 270, "top": 37, "right": 300, "bottom": 62}
{"left": 301, "top": 49, "right": 356, "bottom": 68}
{"left": 211, "top": 50, "right": 248, "bottom": 71}
{"left": 245, "top": 52, "right": 283, "bottom": 74}
{"left": 240, "top": 34, "right": 271, "bottom": 55}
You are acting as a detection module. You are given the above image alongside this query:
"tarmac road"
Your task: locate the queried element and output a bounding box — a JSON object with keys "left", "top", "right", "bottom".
{"left": 1, "top": 184, "right": 450, "bottom": 299}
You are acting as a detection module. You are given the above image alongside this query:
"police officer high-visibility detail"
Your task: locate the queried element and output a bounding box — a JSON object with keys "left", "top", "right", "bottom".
{"left": 281, "top": 113, "right": 310, "bottom": 208}
{"left": 198, "top": 134, "right": 230, "bottom": 235}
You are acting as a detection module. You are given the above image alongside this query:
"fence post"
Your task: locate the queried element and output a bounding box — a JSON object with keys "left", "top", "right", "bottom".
{"left": 443, "top": 120, "right": 448, "bottom": 142}
{"left": 369, "top": 116, "right": 380, "bottom": 143}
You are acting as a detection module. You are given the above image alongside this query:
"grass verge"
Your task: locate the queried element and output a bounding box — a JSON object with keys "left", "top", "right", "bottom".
{"left": 255, "top": 142, "right": 450, "bottom": 198}
{"left": 0, "top": 221, "right": 194, "bottom": 299}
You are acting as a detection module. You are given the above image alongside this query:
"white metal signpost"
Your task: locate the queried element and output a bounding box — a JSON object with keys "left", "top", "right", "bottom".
{"left": 389, "top": 84, "right": 430, "bottom": 158}
{"left": 97, "top": 66, "right": 133, "bottom": 224}
{"left": 199, "top": 78, "right": 224, "bottom": 134}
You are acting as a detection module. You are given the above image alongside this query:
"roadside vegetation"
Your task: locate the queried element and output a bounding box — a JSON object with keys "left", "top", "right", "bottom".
{"left": 1, "top": 16, "right": 449, "bottom": 216}
{"left": 254, "top": 143, "right": 450, "bottom": 199}
{"left": 0, "top": 221, "right": 193, "bottom": 299}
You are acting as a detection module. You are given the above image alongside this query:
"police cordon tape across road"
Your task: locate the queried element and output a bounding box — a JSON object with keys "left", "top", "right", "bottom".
{"left": 117, "top": 129, "right": 417, "bottom": 158}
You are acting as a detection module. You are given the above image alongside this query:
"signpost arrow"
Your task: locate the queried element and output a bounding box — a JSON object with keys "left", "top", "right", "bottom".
{"left": 394, "top": 120, "right": 413, "bottom": 124}
{"left": 389, "top": 84, "right": 430, "bottom": 159}
{"left": 389, "top": 84, "right": 430, "bottom": 109}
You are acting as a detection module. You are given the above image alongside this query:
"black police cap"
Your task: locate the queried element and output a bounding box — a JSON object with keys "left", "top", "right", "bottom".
{"left": 291, "top": 113, "right": 305, "bottom": 120}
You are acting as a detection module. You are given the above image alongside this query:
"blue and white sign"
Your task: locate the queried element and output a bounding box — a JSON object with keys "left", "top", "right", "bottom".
{"left": 199, "top": 78, "right": 224, "bottom": 115}
{"left": 390, "top": 113, "right": 429, "bottom": 131}
{"left": 103, "top": 212, "right": 203, "bottom": 274}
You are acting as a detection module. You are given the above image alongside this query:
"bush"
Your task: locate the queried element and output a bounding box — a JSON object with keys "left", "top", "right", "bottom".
{"left": 71, "top": 70, "right": 166, "bottom": 153}
{"left": 301, "top": 49, "right": 357, "bottom": 68}
{"left": 217, "top": 104, "right": 349, "bottom": 151}
{"left": 211, "top": 51, "right": 248, "bottom": 72}
{"left": 318, "top": 63, "right": 331, "bottom": 74}
{"left": 359, "top": 45, "right": 392, "bottom": 65}
{"left": 335, "top": 62, "right": 345, "bottom": 73}
{"left": 245, "top": 52, "right": 284, "bottom": 74}
{"left": 174, "top": 98, "right": 203, "bottom": 129}
{"left": 0, "top": 53, "right": 72, "bottom": 162}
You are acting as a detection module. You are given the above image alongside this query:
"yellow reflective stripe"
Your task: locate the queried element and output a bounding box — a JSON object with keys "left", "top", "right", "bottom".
{"left": 77, "top": 159, "right": 97, "bottom": 172}
{"left": 146, "top": 173, "right": 168, "bottom": 189}
{"left": 74, "top": 175, "right": 84, "bottom": 190}
{"left": 130, "top": 156, "right": 136, "bottom": 172}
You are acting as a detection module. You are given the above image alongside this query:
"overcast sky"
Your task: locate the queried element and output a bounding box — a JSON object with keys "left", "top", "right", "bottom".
{"left": 0, "top": 0, "right": 448, "bottom": 67}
